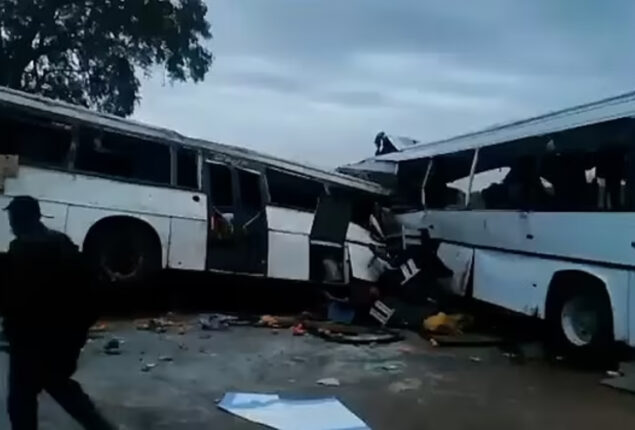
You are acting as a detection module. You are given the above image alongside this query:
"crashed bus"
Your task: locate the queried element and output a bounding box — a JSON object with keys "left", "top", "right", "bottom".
{"left": 0, "top": 87, "right": 390, "bottom": 287}
{"left": 342, "top": 91, "right": 635, "bottom": 354}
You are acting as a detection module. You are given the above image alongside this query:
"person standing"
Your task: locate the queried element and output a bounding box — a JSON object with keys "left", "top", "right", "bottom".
{"left": 1, "top": 196, "right": 115, "bottom": 430}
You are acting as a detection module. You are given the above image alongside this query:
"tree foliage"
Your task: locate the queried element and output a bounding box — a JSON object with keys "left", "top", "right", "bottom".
{"left": 0, "top": 0, "right": 212, "bottom": 116}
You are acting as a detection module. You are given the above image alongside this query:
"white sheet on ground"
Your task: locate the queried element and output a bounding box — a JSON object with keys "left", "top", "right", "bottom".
{"left": 218, "top": 392, "right": 371, "bottom": 430}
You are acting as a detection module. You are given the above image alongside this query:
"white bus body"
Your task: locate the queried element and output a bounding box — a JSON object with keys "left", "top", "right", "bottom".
{"left": 0, "top": 88, "right": 389, "bottom": 286}
{"left": 342, "top": 90, "right": 635, "bottom": 351}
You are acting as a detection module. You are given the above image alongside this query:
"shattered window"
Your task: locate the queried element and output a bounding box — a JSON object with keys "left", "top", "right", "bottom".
{"left": 266, "top": 169, "right": 325, "bottom": 211}
{"left": 177, "top": 147, "right": 199, "bottom": 189}
{"left": 209, "top": 163, "right": 233, "bottom": 207}
{"left": 75, "top": 128, "right": 170, "bottom": 185}
{"left": 238, "top": 169, "right": 262, "bottom": 209}
{"left": 544, "top": 149, "right": 634, "bottom": 212}
{"left": 471, "top": 156, "right": 550, "bottom": 210}
{"left": 424, "top": 151, "right": 474, "bottom": 209}
{"left": 0, "top": 109, "right": 71, "bottom": 167}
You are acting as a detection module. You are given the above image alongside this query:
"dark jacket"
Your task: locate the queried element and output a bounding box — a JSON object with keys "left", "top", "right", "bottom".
{"left": 1, "top": 225, "right": 96, "bottom": 351}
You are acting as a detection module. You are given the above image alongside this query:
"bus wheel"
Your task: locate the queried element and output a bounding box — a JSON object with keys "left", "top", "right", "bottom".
{"left": 546, "top": 276, "right": 613, "bottom": 359}
{"left": 85, "top": 218, "right": 161, "bottom": 285}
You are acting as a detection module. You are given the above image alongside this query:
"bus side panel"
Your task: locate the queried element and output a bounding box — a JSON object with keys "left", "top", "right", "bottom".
{"left": 65, "top": 206, "right": 171, "bottom": 267}
{"left": 473, "top": 249, "right": 630, "bottom": 342}
{"left": 267, "top": 231, "right": 309, "bottom": 281}
{"left": 168, "top": 217, "right": 207, "bottom": 271}
{"left": 437, "top": 243, "right": 473, "bottom": 296}
{"left": 629, "top": 271, "right": 635, "bottom": 346}
{"left": 266, "top": 206, "right": 313, "bottom": 281}
{"left": 4, "top": 166, "right": 207, "bottom": 221}
{"left": 0, "top": 196, "right": 68, "bottom": 252}
{"left": 423, "top": 210, "right": 635, "bottom": 269}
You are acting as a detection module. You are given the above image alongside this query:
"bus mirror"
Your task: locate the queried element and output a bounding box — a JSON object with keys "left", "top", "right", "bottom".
{"left": 0, "top": 155, "right": 19, "bottom": 191}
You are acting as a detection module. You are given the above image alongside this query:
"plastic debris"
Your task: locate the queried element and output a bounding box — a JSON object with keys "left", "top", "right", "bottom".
{"left": 103, "top": 338, "right": 122, "bottom": 355}
{"left": 388, "top": 378, "right": 422, "bottom": 393}
{"left": 423, "top": 313, "right": 469, "bottom": 335}
{"left": 218, "top": 392, "right": 370, "bottom": 430}
{"left": 317, "top": 378, "right": 341, "bottom": 387}
{"left": 292, "top": 323, "right": 306, "bottom": 336}
{"left": 259, "top": 315, "right": 280, "bottom": 328}
{"left": 158, "top": 355, "right": 173, "bottom": 362}
{"left": 141, "top": 363, "right": 157, "bottom": 372}
{"left": 469, "top": 356, "right": 482, "bottom": 363}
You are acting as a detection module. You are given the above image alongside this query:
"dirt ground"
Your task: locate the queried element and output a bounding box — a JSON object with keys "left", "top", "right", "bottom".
{"left": 1, "top": 315, "right": 634, "bottom": 430}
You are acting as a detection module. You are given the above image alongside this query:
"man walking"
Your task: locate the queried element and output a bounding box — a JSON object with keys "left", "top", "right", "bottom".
{"left": 1, "top": 196, "right": 115, "bottom": 430}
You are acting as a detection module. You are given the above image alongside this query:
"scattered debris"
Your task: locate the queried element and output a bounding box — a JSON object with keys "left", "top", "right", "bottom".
{"left": 218, "top": 392, "right": 370, "bottom": 430}
{"left": 259, "top": 315, "right": 281, "bottom": 328}
{"left": 317, "top": 377, "right": 341, "bottom": 387}
{"left": 469, "top": 356, "right": 482, "bottom": 363}
{"left": 141, "top": 363, "right": 157, "bottom": 372}
{"left": 423, "top": 313, "right": 470, "bottom": 335}
{"left": 428, "top": 333, "right": 503, "bottom": 347}
{"left": 388, "top": 378, "right": 422, "bottom": 393}
{"left": 90, "top": 322, "right": 109, "bottom": 333}
{"left": 103, "top": 338, "right": 122, "bottom": 355}
{"left": 158, "top": 355, "right": 173, "bottom": 362}
{"left": 291, "top": 356, "right": 308, "bottom": 363}
{"left": 381, "top": 362, "right": 403, "bottom": 371}
{"left": 292, "top": 323, "right": 307, "bottom": 336}
{"left": 305, "top": 321, "right": 402, "bottom": 345}
{"left": 429, "top": 338, "right": 439, "bottom": 347}
{"left": 602, "top": 362, "right": 635, "bottom": 394}
{"left": 136, "top": 317, "right": 175, "bottom": 333}
{"left": 199, "top": 313, "right": 238, "bottom": 331}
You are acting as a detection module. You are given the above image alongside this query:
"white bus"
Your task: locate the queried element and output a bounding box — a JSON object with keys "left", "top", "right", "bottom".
{"left": 0, "top": 87, "right": 389, "bottom": 287}
{"left": 341, "top": 91, "right": 635, "bottom": 354}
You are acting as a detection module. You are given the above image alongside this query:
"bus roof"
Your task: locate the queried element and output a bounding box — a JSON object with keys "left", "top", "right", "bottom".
{"left": 369, "top": 89, "right": 635, "bottom": 162}
{"left": 0, "top": 86, "right": 390, "bottom": 196}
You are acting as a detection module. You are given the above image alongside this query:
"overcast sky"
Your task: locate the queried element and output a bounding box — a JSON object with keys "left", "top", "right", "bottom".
{"left": 134, "top": 0, "right": 635, "bottom": 168}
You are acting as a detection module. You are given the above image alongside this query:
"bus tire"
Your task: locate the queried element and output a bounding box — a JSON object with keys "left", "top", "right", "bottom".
{"left": 545, "top": 274, "right": 613, "bottom": 360}
{"left": 84, "top": 218, "right": 162, "bottom": 285}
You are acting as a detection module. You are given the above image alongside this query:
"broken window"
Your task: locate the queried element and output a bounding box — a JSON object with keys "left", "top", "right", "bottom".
{"left": 424, "top": 150, "right": 474, "bottom": 209}
{"left": 266, "top": 169, "right": 325, "bottom": 211}
{"left": 208, "top": 163, "right": 233, "bottom": 208}
{"left": 75, "top": 128, "right": 170, "bottom": 185}
{"left": 177, "top": 147, "right": 198, "bottom": 189}
{"left": 0, "top": 109, "right": 71, "bottom": 167}
{"left": 238, "top": 169, "right": 262, "bottom": 209}
{"left": 471, "top": 156, "right": 550, "bottom": 210}
{"left": 394, "top": 158, "right": 428, "bottom": 210}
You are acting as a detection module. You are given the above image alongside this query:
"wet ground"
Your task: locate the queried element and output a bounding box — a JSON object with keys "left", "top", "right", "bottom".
{"left": 1, "top": 316, "right": 635, "bottom": 430}
{"left": 1, "top": 272, "right": 634, "bottom": 429}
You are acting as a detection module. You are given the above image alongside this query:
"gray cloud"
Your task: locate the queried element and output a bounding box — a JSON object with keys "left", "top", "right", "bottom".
{"left": 134, "top": 0, "right": 635, "bottom": 168}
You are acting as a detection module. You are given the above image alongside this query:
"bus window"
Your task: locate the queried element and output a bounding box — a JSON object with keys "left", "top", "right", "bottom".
{"left": 75, "top": 129, "right": 170, "bottom": 185}
{"left": 0, "top": 110, "right": 71, "bottom": 167}
{"left": 472, "top": 156, "right": 549, "bottom": 210}
{"left": 208, "top": 163, "right": 233, "bottom": 208}
{"left": 266, "top": 169, "right": 324, "bottom": 211}
{"left": 424, "top": 151, "right": 474, "bottom": 209}
{"left": 177, "top": 147, "right": 198, "bottom": 189}
{"left": 238, "top": 169, "right": 262, "bottom": 209}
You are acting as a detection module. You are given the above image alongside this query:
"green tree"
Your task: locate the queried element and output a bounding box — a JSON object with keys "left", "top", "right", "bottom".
{"left": 0, "top": 0, "right": 212, "bottom": 116}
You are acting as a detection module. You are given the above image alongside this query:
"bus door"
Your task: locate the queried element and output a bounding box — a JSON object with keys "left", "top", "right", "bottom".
{"left": 309, "top": 196, "right": 352, "bottom": 283}
{"left": 205, "top": 161, "right": 267, "bottom": 274}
